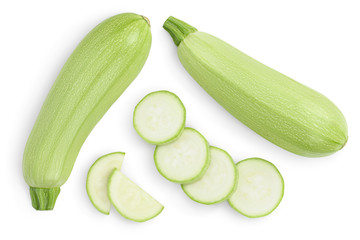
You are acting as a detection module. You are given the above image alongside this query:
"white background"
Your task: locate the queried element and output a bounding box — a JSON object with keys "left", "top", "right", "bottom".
{"left": 1, "top": 0, "right": 359, "bottom": 239}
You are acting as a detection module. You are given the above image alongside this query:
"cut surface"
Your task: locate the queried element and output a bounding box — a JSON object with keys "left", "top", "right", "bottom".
{"left": 86, "top": 152, "right": 125, "bottom": 214}
{"left": 108, "top": 170, "right": 164, "bottom": 222}
{"left": 154, "top": 128, "right": 209, "bottom": 183}
{"left": 133, "top": 90, "right": 186, "bottom": 144}
{"left": 182, "top": 146, "right": 237, "bottom": 204}
{"left": 228, "top": 158, "right": 284, "bottom": 218}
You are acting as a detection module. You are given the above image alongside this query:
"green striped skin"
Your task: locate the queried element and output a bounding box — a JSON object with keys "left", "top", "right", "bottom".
{"left": 23, "top": 13, "right": 151, "bottom": 209}
{"left": 164, "top": 16, "right": 347, "bottom": 157}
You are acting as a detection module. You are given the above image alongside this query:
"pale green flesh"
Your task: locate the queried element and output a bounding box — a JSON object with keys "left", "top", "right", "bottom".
{"left": 108, "top": 170, "right": 164, "bottom": 222}
{"left": 176, "top": 30, "right": 348, "bottom": 157}
{"left": 154, "top": 128, "right": 210, "bottom": 183}
{"left": 23, "top": 13, "right": 152, "bottom": 190}
{"left": 133, "top": 90, "right": 186, "bottom": 145}
{"left": 182, "top": 146, "right": 237, "bottom": 204}
{"left": 86, "top": 152, "right": 125, "bottom": 214}
{"left": 228, "top": 158, "right": 284, "bottom": 218}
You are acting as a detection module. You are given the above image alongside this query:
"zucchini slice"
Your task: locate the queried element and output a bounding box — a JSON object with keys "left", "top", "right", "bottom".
{"left": 86, "top": 152, "right": 125, "bottom": 214}
{"left": 154, "top": 127, "right": 209, "bottom": 183}
{"left": 182, "top": 146, "right": 237, "bottom": 204}
{"left": 228, "top": 158, "right": 284, "bottom": 218}
{"left": 108, "top": 170, "right": 164, "bottom": 222}
{"left": 133, "top": 90, "right": 186, "bottom": 145}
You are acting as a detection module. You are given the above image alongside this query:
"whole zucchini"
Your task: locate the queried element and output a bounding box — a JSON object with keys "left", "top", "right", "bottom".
{"left": 163, "top": 16, "right": 347, "bottom": 157}
{"left": 23, "top": 13, "right": 151, "bottom": 210}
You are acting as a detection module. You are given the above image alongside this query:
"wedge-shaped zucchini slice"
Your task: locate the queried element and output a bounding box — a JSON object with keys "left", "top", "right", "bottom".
{"left": 154, "top": 128, "right": 209, "bottom": 183}
{"left": 182, "top": 146, "right": 237, "bottom": 204}
{"left": 86, "top": 152, "right": 125, "bottom": 214}
{"left": 108, "top": 170, "right": 164, "bottom": 222}
{"left": 133, "top": 90, "right": 186, "bottom": 145}
{"left": 228, "top": 158, "right": 284, "bottom": 218}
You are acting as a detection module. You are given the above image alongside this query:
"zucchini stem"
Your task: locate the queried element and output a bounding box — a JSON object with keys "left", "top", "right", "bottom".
{"left": 163, "top": 16, "right": 197, "bottom": 46}
{"left": 30, "top": 187, "right": 60, "bottom": 210}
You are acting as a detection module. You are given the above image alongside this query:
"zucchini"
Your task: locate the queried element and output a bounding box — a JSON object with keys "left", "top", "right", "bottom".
{"left": 163, "top": 16, "right": 348, "bottom": 157}
{"left": 23, "top": 13, "right": 152, "bottom": 210}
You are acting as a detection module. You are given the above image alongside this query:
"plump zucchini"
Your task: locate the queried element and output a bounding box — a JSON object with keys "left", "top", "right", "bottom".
{"left": 163, "top": 16, "right": 348, "bottom": 157}
{"left": 23, "top": 13, "right": 152, "bottom": 210}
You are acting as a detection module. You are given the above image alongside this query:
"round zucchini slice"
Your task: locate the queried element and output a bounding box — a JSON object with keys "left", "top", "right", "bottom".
{"left": 228, "top": 158, "right": 284, "bottom": 218}
{"left": 182, "top": 146, "right": 237, "bottom": 204}
{"left": 133, "top": 90, "right": 186, "bottom": 145}
{"left": 154, "top": 127, "right": 209, "bottom": 183}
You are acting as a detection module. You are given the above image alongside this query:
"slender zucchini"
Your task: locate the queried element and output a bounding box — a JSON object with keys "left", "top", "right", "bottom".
{"left": 163, "top": 16, "right": 348, "bottom": 157}
{"left": 23, "top": 13, "right": 152, "bottom": 210}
